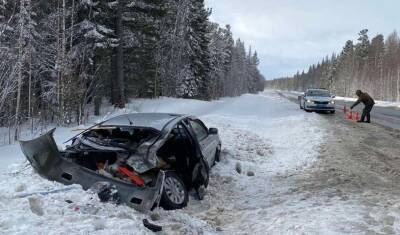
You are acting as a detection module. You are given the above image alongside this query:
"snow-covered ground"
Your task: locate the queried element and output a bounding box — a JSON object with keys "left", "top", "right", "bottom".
{"left": 0, "top": 91, "right": 326, "bottom": 234}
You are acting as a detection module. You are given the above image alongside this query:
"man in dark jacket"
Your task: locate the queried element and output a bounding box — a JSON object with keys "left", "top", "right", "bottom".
{"left": 350, "top": 90, "right": 375, "bottom": 123}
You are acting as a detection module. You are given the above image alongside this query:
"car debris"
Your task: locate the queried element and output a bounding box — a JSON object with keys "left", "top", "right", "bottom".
{"left": 14, "top": 185, "right": 81, "bottom": 199}
{"left": 143, "top": 219, "right": 162, "bottom": 232}
{"left": 20, "top": 113, "right": 221, "bottom": 211}
{"left": 235, "top": 162, "right": 242, "bottom": 174}
{"left": 89, "top": 182, "right": 120, "bottom": 204}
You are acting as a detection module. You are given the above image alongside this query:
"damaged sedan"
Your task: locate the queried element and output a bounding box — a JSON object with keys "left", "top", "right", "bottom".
{"left": 20, "top": 113, "right": 221, "bottom": 211}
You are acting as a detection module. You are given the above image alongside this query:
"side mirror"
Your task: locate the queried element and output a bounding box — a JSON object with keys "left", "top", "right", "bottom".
{"left": 332, "top": 95, "right": 336, "bottom": 98}
{"left": 209, "top": 128, "right": 218, "bottom": 135}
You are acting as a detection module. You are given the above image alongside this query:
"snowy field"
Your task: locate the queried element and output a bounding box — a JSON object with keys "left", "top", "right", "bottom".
{"left": 0, "top": 90, "right": 326, "bottom": 234}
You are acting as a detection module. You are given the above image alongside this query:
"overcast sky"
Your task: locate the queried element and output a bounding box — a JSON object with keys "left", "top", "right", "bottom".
{"left": 205, "top": 0, "right": 400, "bottom": 80}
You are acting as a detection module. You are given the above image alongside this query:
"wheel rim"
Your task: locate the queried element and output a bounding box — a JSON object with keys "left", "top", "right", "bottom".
{"left": 164, "top": 177, "right": 185, "bottom": 204}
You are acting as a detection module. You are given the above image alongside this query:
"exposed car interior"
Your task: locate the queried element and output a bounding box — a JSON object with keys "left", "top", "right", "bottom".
{"left": 62, "top": 127, "right": 160, "bottom": 184}
{"left": 61, "top": 122, "right": 202, "bottom": 188}
{"left": 156, "top": 122, "right": 199, "bottom": 186}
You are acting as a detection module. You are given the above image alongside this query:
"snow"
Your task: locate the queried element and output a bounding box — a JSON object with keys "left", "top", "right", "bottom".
{"left": 0, "top": 91, "right": 328, "bottom": 234}
{"left": 335, "top": 96, "right": 400, "bottom": 108}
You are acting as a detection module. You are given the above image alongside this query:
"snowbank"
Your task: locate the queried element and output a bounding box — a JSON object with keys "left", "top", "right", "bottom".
{"left": 335, "top": 96, "right": 400, "bottom": 108}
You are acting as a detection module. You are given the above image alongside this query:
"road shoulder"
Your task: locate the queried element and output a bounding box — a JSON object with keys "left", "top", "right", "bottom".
{"left": 291, "top": 113, "right": 400, "bottom": 233}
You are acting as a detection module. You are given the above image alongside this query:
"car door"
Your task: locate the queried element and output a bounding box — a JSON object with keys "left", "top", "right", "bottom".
{"left": 180, "top": 119, "right": 210, "bottom": 188}
{"left": 187, "top": 119, "right": 218, "bottom": 167}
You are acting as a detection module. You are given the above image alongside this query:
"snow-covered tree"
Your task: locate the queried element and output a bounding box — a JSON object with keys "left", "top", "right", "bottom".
{"left": 0, "top": 0, "right": 266, "bottom": 139}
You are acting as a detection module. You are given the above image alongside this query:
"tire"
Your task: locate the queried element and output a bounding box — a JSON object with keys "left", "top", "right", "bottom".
{"left": 331, "top": 110, "right": 336, "bottom": 114}
{"left": 160, "top": 172, "right": 188, "bottom": 210}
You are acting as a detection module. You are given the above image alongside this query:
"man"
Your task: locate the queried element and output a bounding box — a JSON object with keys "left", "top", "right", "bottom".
{"left": 350, "top": 90, "right": 375, "bottom": 123}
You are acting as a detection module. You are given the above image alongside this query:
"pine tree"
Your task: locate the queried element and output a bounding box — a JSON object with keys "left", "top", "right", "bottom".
{"left": 124, "top": 0, "right": 166, "bottom": 98}
{"left": 185, "top": 0, "right": 211, "bottom": 99}
{"left": 369, "top": 34, "right": 385, "bottom": 98}
{"left": 355, "top": 29, "right": 370, "bottom": 62}
{"left": 14, "top": 0, "right": 40, "bottom": 139}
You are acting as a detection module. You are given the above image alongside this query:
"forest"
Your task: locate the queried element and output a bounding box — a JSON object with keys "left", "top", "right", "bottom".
{"left": 266, "top": 29, "right": 400, "bottom": 101}
{"left": 0, "top": 0, "right": 265, "bottom": 141}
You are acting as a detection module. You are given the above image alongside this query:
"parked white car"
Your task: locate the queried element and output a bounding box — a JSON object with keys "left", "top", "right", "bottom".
{"left": 298, "top": 89, "right": 336, "bottom": 113}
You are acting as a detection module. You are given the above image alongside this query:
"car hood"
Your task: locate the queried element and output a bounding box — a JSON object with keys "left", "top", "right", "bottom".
{"left": 305, "top": 96, "right": 333, "bottom": 102}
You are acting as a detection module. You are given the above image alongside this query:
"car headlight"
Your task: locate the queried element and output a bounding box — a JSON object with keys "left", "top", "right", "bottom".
{"left": 306, "top": 100, "right": 314, "bottom": 103}
{"left": 330, "top": 101, "right": 335, "bottom": 104}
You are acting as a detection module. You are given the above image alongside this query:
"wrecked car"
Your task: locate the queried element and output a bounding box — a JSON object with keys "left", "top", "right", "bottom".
{"left": 20, "top": 113, "right": 221, "bottom": 211}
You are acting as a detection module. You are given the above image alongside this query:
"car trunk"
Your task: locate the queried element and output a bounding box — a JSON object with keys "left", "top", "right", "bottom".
{"left": 19, "top": 129, "right": 165, "bottom": 211}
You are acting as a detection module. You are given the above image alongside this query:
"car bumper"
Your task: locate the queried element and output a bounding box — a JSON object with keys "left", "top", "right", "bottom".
{"left": 19, "top": 129, "right": 165, "bottom": 212}
{"left": 304, "top": 104, "right": 335, "bottom": 111}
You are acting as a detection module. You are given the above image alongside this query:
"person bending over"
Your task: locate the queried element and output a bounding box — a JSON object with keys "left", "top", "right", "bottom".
{"left": 350, "top": 90, "right": 375, "bottom": 123}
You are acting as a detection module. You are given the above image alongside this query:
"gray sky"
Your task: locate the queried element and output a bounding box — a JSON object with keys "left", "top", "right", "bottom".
{"left": 205, "top": 0, "right": 400, "bottom": 80}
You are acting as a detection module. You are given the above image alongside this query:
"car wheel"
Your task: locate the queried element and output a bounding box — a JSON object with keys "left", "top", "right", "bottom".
{"left": 331, "top": 110, "right": 336, "bottom": 114}
{"left": 160, "top": 172, "right": 188, "bottom": 210}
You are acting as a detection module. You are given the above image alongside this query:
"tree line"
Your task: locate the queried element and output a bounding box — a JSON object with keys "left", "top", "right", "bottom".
{"left": 0, "top": 0, "right": 265, "bottom": 141}
{"left": 266, "top": 29, "right": 400, "bottom": 101}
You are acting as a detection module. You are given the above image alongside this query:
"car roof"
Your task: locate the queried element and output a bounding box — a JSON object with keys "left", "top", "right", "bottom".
{"left": 100, "top": 113, "right": 186, "bottom": 131}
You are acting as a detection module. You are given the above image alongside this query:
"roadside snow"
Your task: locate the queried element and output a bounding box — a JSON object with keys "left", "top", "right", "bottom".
{"left": 0, "top": 91, "right": 325, "bottom": 234}
{"left": 335, "top": 96, "right": 400, "bottom": 108}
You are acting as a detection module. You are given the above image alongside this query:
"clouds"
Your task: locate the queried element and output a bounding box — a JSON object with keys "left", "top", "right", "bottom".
{"left": 205, "top": 0, "right": 400, "bottom": 79}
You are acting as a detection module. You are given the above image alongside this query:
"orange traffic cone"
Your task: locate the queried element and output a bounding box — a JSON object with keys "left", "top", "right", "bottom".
{"left": 347, "top": 110, "right": 353, "bottom": 120}
{"left": 355, "top": 112, "right": 360, "bottom": 121}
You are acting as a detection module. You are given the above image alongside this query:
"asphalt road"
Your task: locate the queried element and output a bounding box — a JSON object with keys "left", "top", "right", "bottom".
{"left": 277, "top": 91, "right": 400, "bottom": 131}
